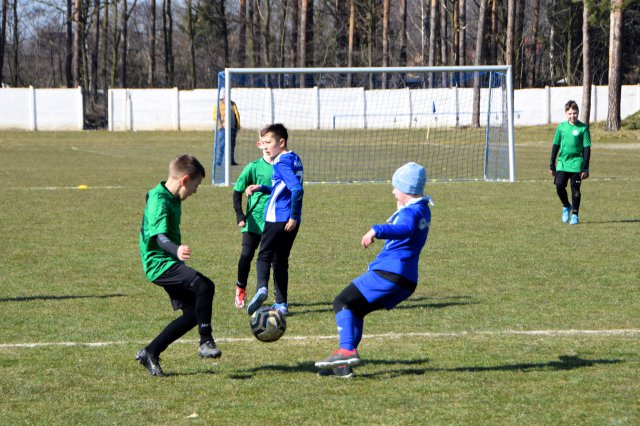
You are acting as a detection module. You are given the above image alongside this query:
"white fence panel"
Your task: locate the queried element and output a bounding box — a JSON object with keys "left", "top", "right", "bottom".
{"left": 0, "top": 87, "right": 83, "bottom": 130}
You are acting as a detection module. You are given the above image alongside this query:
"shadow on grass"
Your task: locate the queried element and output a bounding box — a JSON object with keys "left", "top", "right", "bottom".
{"left": 355, "top": 355, "right": 623, "bottom": 379}
{"left": 583, "top": 219, "right": 640, "bottom": 224}
{"left": 0, "top": 293, "right": 127, "bottom": 302}
{"left": 287, "top": 295, "right": 476, "bottom": 317}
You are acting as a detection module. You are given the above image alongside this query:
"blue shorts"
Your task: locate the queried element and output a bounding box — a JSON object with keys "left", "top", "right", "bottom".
{"left": 352, "top": 270, "right": 413, "bottom": 310}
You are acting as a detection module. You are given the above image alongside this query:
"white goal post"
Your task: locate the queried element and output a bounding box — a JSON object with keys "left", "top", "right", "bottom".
{"left": 213, "top": 66, "right": 515, "bottom": 185}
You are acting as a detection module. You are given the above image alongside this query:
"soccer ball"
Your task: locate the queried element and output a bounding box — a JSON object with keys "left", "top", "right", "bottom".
{"left": 250, "top": 306, "right": 286, "bottom": 342}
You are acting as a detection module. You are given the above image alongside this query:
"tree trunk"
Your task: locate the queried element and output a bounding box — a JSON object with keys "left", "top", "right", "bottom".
{"left": 514, "top": 0, "right": 525, "bottom": 87}
{"left": 110, "top": 0, "right": 119, "bottom": 87}
{"left": 399, "top": 0, "right": 407, "bottom": 65}
{"left": 490, "top": 0, "right": 497, "bottom": 64}
{"left": 163, "top": 0, "right": 174, "bottom": 86}
{"left": 439, "top": 0, "right": 447, "bottom": 85}
{"left": 148, "top": 0, "right": 156, "bottom": 86}
{"left": 472, "top": 0, "right": 487, "bottom": 128}
{"left": 506, "top": 0, "right": 514, "bottom": 67}
{"left": 66, "top": 0, "right": 73, "bottom": 87}
{"left": 90, "top": 0, "right": 100, "bottom": 98}
{"left": 549, "top": 0, "right": 556, "bottom": 85}
{"left": 185, "top": 0, "right": 196, "bottom": 88}
{"left": 260, "top": 1, "right": 271, "bottom": 68}
{"left": 10, "top": 0, "right": 16, "bottom": 85}
{"left": 452, "top": 0, "right": 458, "bottom": 66}
{"left": 73, "top": 0, "right": 82, "bottom": 87}
{"left": 119, "top": 0, "right": 127, "bottom": 87}
{"left": 347, "top": 0, "right": 354, "bottom": 85}
{"left": 606, "top": 0, "right": 623, "bottom": 131}
{"left": 299, "top": 0, "right": 308, "bottom": 86}
{"left": 420, "top": 0, "right": 426, "bottom": 67}
{"left": 382, "top": 0, "right": 389, "bottom": 88}
{"left": 428, "top": 0, "right": 437, "bottom": 87}
{"left": 526, "top": 0, "right": 540, "bottom": 87}
{"left": 239, "top": 0, "right": 246, "bottom": 67}
{"left": 1, "top": 0, "right": 9, "bottom": 84}
{"left": 458, "top": 0, "right": 465, "bottom": 66}
{"left": 581, "top": 0, "right": 591, "bottom": 124}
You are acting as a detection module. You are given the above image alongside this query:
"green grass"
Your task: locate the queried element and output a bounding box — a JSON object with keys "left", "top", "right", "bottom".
{"left": 0, "top": 129, "right": 639, "bottom": 425}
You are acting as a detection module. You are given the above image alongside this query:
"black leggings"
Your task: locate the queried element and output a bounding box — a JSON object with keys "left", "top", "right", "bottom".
{"left": 554, "top": 171, "right": 582, "bottom": 213}
{"left": 256, "top": 221, "right": 299, "bottom": 304}
{"left": 236, "top": 231, "right": 262, "bottom": 288}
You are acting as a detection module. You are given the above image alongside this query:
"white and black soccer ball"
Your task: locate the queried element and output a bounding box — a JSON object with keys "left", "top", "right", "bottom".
{"left": 250, "top": 306, "right": 286, "bottom": 342}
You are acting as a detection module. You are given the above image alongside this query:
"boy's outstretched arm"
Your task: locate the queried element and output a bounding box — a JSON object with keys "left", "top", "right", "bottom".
{"left": 361, "top": 229, "right": 376, "bottom": 248}
{"left": 233, "top": 190, "right": 246, "bottom": 225}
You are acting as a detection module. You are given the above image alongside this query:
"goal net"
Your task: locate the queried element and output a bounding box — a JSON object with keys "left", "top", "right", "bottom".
{"left": 212, "top": 66, "right": 514, "bottom": 185}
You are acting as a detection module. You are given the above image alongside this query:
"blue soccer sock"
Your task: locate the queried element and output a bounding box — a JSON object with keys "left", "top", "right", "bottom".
{"left": 336, "top": 309, "right": 363, "bottom": 351}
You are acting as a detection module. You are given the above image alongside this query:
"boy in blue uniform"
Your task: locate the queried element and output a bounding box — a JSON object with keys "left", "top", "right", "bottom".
{"left": 245, "top": 124, "right": 304, "bottom": 316}
{"left": 137, "top": 154, "right": 221, "bottom": 377}
{"left": 315, "top": 162, "right": 432, "bottom": 378}
{"left": 231, "top": 140, "right": 274, "bottom": 308}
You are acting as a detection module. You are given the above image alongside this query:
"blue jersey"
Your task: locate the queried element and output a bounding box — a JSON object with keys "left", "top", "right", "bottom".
{"left": 368, "top": 197, "right": 431, "bottom": 284}
{"left": 264, "top": 151, "right": 304, "bottom": 223}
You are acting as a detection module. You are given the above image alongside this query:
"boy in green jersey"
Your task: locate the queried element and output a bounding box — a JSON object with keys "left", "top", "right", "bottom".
{"left": 549, "top": 100, "right": 591, "bottom": 225}
{"left": 231, "top": 140, "right": 274, "bottom": 308}
{"left": 137, "top": 154, "right": 221, "bottom": 377}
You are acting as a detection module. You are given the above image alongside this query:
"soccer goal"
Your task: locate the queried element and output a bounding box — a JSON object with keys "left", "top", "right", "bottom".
{"left": 212, "top": 66, "right": 515, "bottom": 185}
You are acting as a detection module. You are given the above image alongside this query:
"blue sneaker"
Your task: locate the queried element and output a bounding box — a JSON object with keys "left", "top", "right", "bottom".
{"left": 570, "top": 214, "right": 579, "bottom": 225}
{"left": 562, "top": 206, "right": 572, "bottom": 223}
{"left": 272, "top": 303, "right": 289, "bottom": 316}
{"left": 247, "top": 287, "right": 268, "bottom": 315}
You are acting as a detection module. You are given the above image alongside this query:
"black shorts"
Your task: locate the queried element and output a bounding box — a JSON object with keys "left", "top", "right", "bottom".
{"left": 153, "top": 263, "right": 198, "bottom": 310}
{"left": 554, "top": 171, "right": 581, "bottom": 187}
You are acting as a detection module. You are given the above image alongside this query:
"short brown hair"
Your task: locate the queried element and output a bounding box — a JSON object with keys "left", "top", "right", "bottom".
{"left": 170, "top": 154, "right": 205, "bottom": 179}
{"left": 260, "top": 123, "right": 288, "bottom": 144}
{"left": 565, "top": 100, "right": 579, "bottom": 112}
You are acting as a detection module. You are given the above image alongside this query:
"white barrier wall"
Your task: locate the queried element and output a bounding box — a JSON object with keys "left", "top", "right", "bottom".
{"left": 0, "top": 87, "right": 83, "bottom": 130}
{"left": 0, "top": 85, "right": 638, "bottom": 131}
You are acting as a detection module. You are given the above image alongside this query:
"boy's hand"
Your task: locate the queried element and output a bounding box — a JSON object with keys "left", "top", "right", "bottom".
{"left": 237, "top": 220, "right": 246, "bottom": 227}
{"left": 284, "top": 218, "right": 298, "bottom": 232}
{"left": 549, "top": 169, "right": 556, "bottom": 177}
{"left": 177, "top": 245, "right": 191, "bottom": 261}
{"left": 581, "top": 171, "right": 589, "bottom": 179}
{"left": 361, "top": 229, "right": 376, "bottom": 248}
{"left": 245, "top": 184, "right": 261, "bottom": 196}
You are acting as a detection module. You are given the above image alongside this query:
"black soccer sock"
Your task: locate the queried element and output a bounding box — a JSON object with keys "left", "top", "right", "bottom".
{"left": 147, "top": 307, "right": 197, "bottom": 355}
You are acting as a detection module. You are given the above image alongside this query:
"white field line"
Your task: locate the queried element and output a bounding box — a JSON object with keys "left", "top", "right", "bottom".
{"left": 1, "top": 328, "right": 638, "bottom": 349}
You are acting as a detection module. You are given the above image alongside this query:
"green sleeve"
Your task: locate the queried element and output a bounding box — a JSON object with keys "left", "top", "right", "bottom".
{"left": 552, "top": 124, "right": 562, "bottom": 146}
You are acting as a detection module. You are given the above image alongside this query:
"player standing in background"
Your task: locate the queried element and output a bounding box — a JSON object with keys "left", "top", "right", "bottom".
{"left": 549, "top": 100, "right": 591, "bottom": 225}
{"left": 244, "top": 124, "right": 304, "bottom": 317}
{"left": 137, "top": 154, "right": 221, "bottom": 377}
{"left": 315, "top": 162, "right": 432, "bottom": 378}
{"left": 213, "top": 92, "right": 241, "bottom": 166}
{"left": 231, "top": 139, "right": 274, "bottom": 309}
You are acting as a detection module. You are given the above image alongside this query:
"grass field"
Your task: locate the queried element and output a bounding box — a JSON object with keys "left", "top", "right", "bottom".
{"left": 1, "top": 127, "right": 639, "bottom": 425}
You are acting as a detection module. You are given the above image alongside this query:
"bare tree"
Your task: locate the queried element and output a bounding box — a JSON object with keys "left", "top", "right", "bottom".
{"left": 606, "top": 0, "right": 623, "bottom": 131}
{"left": 162, "top": 0, "right": 174, "bottom": 86}
{"left": 66, "top": 0, "right": 73, "bottom": 87}
{"left": 472, "top": 0, "right": 487, "bottom": 127}
{"left": 10, "top": 0, "right": 17, "bottom": 85}
{"left": 148, "top": 0, "right": 156, "bottom": 86}
{"left": 580, "top": 0, "right": 591, "bottom": 124}
{"left": 119, "top": 0, "right": 127, "bottom": 87}
{"left": 439, "top": 0, "right": 447, "bottom": 85}
{"left": 185, "top": 0, "right": 196, "bottom": 89}
{"left": 506, "top": 0, "right": 515, "bottom": 67}
{"left": 90, "top": 0, "right": 101, "bottom": 97}
{"left": 347, "top": 0, "right": 354, "bottom": 85}
{"left": 458, "top": 0, "right": 465, "bottom": 66}
{"left": 526, "top": 0, "right": 541, "bottom": 86}
{"left": 399, "top": 0, "right": 407, "bottom": 66}
{"left": 73, "top": 0, "right": 82, "bottom": 87}
{"left": 382, "top": 0, "right": 389, "bottom": 88}
{"left": 428, "top": 0, "right": 436, "bottom": 87}
{"left": 239, "top": 0, "right": 246, "bottom": 67}
{"left": 1, "top": 0, "right": 8, "bottom": 84}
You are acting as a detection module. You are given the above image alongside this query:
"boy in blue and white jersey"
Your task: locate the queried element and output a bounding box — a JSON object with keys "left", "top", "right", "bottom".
{"left": 315, "top": 162, "right": 432, "bottom": 378}
{"left": 245, "top": 124, "right": 303, "bottom": 316}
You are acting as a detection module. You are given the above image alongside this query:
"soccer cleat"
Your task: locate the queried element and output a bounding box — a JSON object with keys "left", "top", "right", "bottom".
{"left": 562, "top": 205, "right": 572, "bottom": 223}
{"left": 317, "top": 366, "right": 354, "bottom": 379}
{"left": 271, "top": 302, "right": 289, "bottom": 316}
{"left": 315, "top": 349, "right": 362, "bottom": 369}
{"left": 235, "top": 286, "right": 247, "bottom": 309}
{"left": 247, "top": 287, "right": 268, "bottom": 315}
{"left": 570, "top": 214, "right": 579, "bottom": 225}
{"left": 198, "top": 340, "right": 222, "bottom": 358}
{"left": 135, "top": 348, "right": 165, "bottom": 377}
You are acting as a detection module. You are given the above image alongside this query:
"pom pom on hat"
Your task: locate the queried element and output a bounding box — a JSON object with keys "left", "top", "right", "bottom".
{"left": 392, "top": 162, "right": 427, "bottom": 195}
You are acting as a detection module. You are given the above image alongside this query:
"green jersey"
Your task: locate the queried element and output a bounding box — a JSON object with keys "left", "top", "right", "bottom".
{"left": 233, "top": 158, "right": 273, "bottom": 234}
{"left": 552, "top": 120, "right": 592, "bottom": 173}
{"left": 139, "top": 182, "right": 181, "bottom": 281}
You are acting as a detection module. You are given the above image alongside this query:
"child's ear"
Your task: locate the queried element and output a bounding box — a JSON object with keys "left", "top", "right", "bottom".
{"left": 256, "top": 141, "right": 262, "bottom": 148}
{"left": 180, "top": 174, "right": 190, "bottom": 186}
{"left": 279, "top": 138, "right": 286, "bottom": 147}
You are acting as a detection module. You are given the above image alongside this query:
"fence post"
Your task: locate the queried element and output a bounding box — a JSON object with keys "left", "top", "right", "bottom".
{"left": 174, "top": 87, "right": 180, "bottom": 130}
{"left": 29, "top": 86, "right": 37, "bottom": 131}
{"left": 545, "top": 86, "right": 551, "bottom": 125}
{"left": 77, "top": 86, "right": 84, "bottom": 130}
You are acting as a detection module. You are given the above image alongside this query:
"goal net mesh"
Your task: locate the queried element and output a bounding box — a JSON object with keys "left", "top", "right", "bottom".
{"left": 212, "top": 68, "right": 511, "bottom": 185}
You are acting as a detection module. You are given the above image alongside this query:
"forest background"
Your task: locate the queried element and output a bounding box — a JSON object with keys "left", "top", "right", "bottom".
{"left": 0, "top": 0, "right": 638, "bottom": 129}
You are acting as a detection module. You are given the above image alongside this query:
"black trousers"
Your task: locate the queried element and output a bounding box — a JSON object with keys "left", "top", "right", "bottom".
{"left": 255, "top": 221, "right": 299, "bottom": 304}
